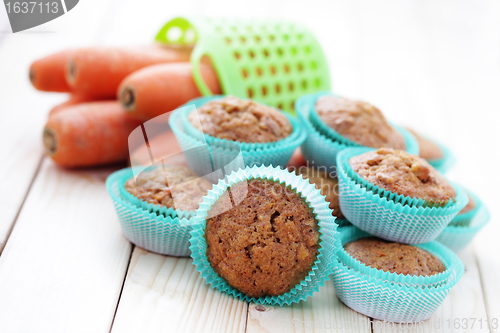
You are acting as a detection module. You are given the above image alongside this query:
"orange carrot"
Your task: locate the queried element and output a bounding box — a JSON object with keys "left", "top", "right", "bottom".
{"left": 66, "top": 45, "right": 192, "bottom": 98}
{"left": 118, "top": 62, "right": 221, "bottom": 121}
{"left": 129, "top": 131, "right": 185, "bottom": 167}
{"left": 48, "top": 93, "right": 109, "bottom": 117}
{"left": 43, "top": 101, "right": 142, "bottom": 168}
{"left": 30, "top": 50, "right": 73, "bottom": 92}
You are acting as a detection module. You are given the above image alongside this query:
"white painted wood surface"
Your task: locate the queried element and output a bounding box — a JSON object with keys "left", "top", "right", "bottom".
{"left": 0, "top": 159, "right": 132, "bottom": 333}
{"left": 0, "top": 1, "right": 498, "bottom": 332}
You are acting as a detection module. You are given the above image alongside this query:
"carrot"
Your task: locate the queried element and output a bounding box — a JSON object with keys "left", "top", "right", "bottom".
{"left": 129, "top": 131, "right": 185, "bottom": 167}
{"left": 29, "top": 50, "right": 73, "bottom": 92}
{"left": 118, "top": 62, "right": 221, "bottom": 121}
{"left": 48, "top": 93, "right": 108, "bottom": 117}
{"left": 66, "top": 45, "right": 192, "bottom": 98}
{"left": 287, "top": 148, "right": 307, "bottom": 168}
{"left": 43, "top": 101, "right": 142, "bottom": 168}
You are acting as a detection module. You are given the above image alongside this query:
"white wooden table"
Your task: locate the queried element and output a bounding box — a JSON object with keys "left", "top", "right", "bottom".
{"left": 0, "top": 1, "right": 499, "bottom": 332}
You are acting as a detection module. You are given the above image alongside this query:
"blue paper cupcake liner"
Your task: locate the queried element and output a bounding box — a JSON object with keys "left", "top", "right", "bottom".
{"left": 336, "top": 218, "right": 353, "bottom": 227}
{"left": 332, "top": 226, "right": 464, "bottom": 323}
{"left": 180, "top": 95, "right": 303, "bottom": 151}
{"left": 295, "top": 92, "right": 419, "bottom": 174}
{"left": 336, "top": 147, "right": 468, "bottom": 244}
{"left": 189, "top": 165, "right": 340, "bottom": 305}
{"left": 437, "top": 198, "right": 490, "bottom": 253}
{"left": 170, "top": 105, "right": 306, "bottom": 170}
{"left": 106, "top": 168, "right": 193, "bottom": 257}
{"left": 425, "top": 139, "right": 455, "bottom": 174}
{"left": 117, "top": 168, "right": 196, "bottom": 220}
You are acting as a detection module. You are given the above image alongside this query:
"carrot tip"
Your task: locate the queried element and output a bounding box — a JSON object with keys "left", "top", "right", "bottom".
{"left": 67, "top": 59, "right": 76, "bottom": 83}
{"left": 29, "top": 68, "right": 35, "bottom": 84}
{"left": 120, "top": 86, "right": 135, "bottom": 111}
{"left": 43, "top": 128, "right": 57, "bottom": 155}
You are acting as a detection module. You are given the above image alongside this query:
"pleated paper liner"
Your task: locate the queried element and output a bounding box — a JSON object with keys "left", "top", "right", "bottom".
{"left": 336, "top": 147, "right": 468, "bottom": 244}
{"left": 295, "top": 91, "right": 419, "bottom": 174}
{"left": 332, "top": 226, "right": 464, "bottom": 323}
{"left": 425, "top": 138, "right": 455, "bottom": 174}
{"left": 169, "top": 102, "right": 306, "bottom": 169}
{"left": 437, "top": 192, "right": 490, "bottom": 252}
{"left": 179, "top": 95, "right": 304, "bottom": 150}
{"left": 117, "top": 168, "right": 196, "bottom": 220}
{"left": 189, "top": 165, "right": 339, "bottom": 305}
{"left": 106, "top": 168, "right": 193, "bottom": 257}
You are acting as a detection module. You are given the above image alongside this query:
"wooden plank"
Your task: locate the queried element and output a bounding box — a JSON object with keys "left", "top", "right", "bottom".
{"left": 111, "top": 247, "right": 248, "bottom": 333}
{"left": 246, "top": 282, "right": 371, "bottom": 333}
{"left": 0, "top": 159, "right": 132, "bottom": 333}
{"left": 0, "top": 0, "right": 121, "bottom": 251}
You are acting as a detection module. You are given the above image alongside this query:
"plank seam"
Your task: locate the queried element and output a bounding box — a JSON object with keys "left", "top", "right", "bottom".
{"left": 108, "top": 244, "right": 135, "bottom": 333}
{"left": 473, "top": 243, "right": 495, "bottom": 333}
{"left": 0, "top": 153, "right": 44, "bottom": 255}
{"left": 243, "top": 302, "right": 249, "bottom": 333}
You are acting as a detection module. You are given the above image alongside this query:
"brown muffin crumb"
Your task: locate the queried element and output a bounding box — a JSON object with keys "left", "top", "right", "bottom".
{"left": 459, "top": 193, "right": 476, "bottom": 214}
{"left": 125, "top": 165, "right": 212, "bottom": 211}
{"left": 315, "top": 96, "right": 406, "bottom": 150}
{"left": 405, "top": 128, "right": 444, "bottom": 161}
{"left": 294, "top": 167, "right": 344, "bottom": 219}
{"left": 349, "top": 148, "right": 456, "bottom": 206}
{"left": 188, "top": 96, "right": 292, "bottom": 143}
{"left": 205, "top": 179, "right": 320, "bottom": 298}
{"left": 345, "top": 237, "right": 446, "bottom": 276}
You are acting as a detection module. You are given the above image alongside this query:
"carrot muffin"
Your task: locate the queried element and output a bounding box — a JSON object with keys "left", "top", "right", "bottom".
{"left": 459, "top": 193, "right": 476, "bottom": 214}
{"left": 188, "top": 96, "right": 292, "bottom": 143}
{"left": 345, "top": 237, "right": 445, "bottom": 276}
{"left": 349, "top": 148, "right": 456, "bottom": 206}
{"left": 405, "top": 128, "right": 444, "bottom": 161}
{"left": 315, "top": 96, "right": 406, "bottom": 150}
{"left": 125, "top": 165, "right": 212, "bottom": 211}
{"left": 205, "top": 179, "right": 320, "bottom": 298}
{"left": 294, "top": 167, "right": 344, "bottom": 219}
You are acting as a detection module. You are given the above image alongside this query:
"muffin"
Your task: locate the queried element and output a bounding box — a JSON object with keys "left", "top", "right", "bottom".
{"left": 294, "top": 167, "right": 344, "bottom": 219}
{"left": 459, "top": 192, "right": 476, "bottom": 214}
{"left": 125, "top": 165, "right": 212, "bottom": 211}
{"left": 349, "top": 148, "right": 456, "bottom": 206}
{"left": 345, "top": 237, "right": 445, "bottom": 276}
{"left": 205, "top": 179, "right": 320, "bottom": 298}
{"left": 188, "top": 96, "right": 292, "bottom": 143}
{"left": 405, "top": 128, "right": 444, "bottom": 161}
{"left": 315, "top": 96, "right": 406, "bottom": 150}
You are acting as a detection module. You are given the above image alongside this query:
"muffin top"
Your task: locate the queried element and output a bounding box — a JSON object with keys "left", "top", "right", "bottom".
{"left": 459, "top": 193, "right": 476, "bottom": 214}
{"left": 406, "top": 128, "right": 444, "bottom": 161}
{"left": 345, "top": 237, "right": 446, "bottom": 276}
{"left": 125, "top": 165, "right": 212, "bottom": 211}
{"left": 188, "top": 96, "right": 292, "bottom": 143}
{"left": 205, "top": 179, "right": 320, "bottom": 298}
{"left": 349, "top": 148, "right": 456, "bottom": 206}
{"left": 294, "top": 167, "right": 344, "bottom": 219}
{"left": 315, "top": 96, "right": 406, "bottom": 150}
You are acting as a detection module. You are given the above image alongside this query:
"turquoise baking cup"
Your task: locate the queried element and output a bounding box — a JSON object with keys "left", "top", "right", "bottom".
{"left": 295, "top": 92, "right": 419, "bottom": 174}
{"left": 169, "top": 102, "right": 306, "bottom": 169}
{"left": 437, "top": 191, "right": 490, "bottom": 253}
{"left": 422, "top": 138, "right": 455, "bottom": 175}
{"left": 117, "top": 168, "right": 196, "bottom": 220}
{"left": 336, "top": 147, "right": 468, "bottom": 244}
{"left": 189, "top": 165, "right": 339, "bottom": 305}
{"left": 336, "top": 219, "right": 352, "bottom": 227}
{"left": 106, "top": 168, "right": 193, "bottom": 257}
{"left": 332, "top": 226, "right": 464, "bottom": 323}
{"left": 180, "top": 95, "right": 303, "bottom": 151}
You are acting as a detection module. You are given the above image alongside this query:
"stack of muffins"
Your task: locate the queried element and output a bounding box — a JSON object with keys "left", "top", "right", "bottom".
{"left": 106, "top": 93, "right": 489, "bottom": 323}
